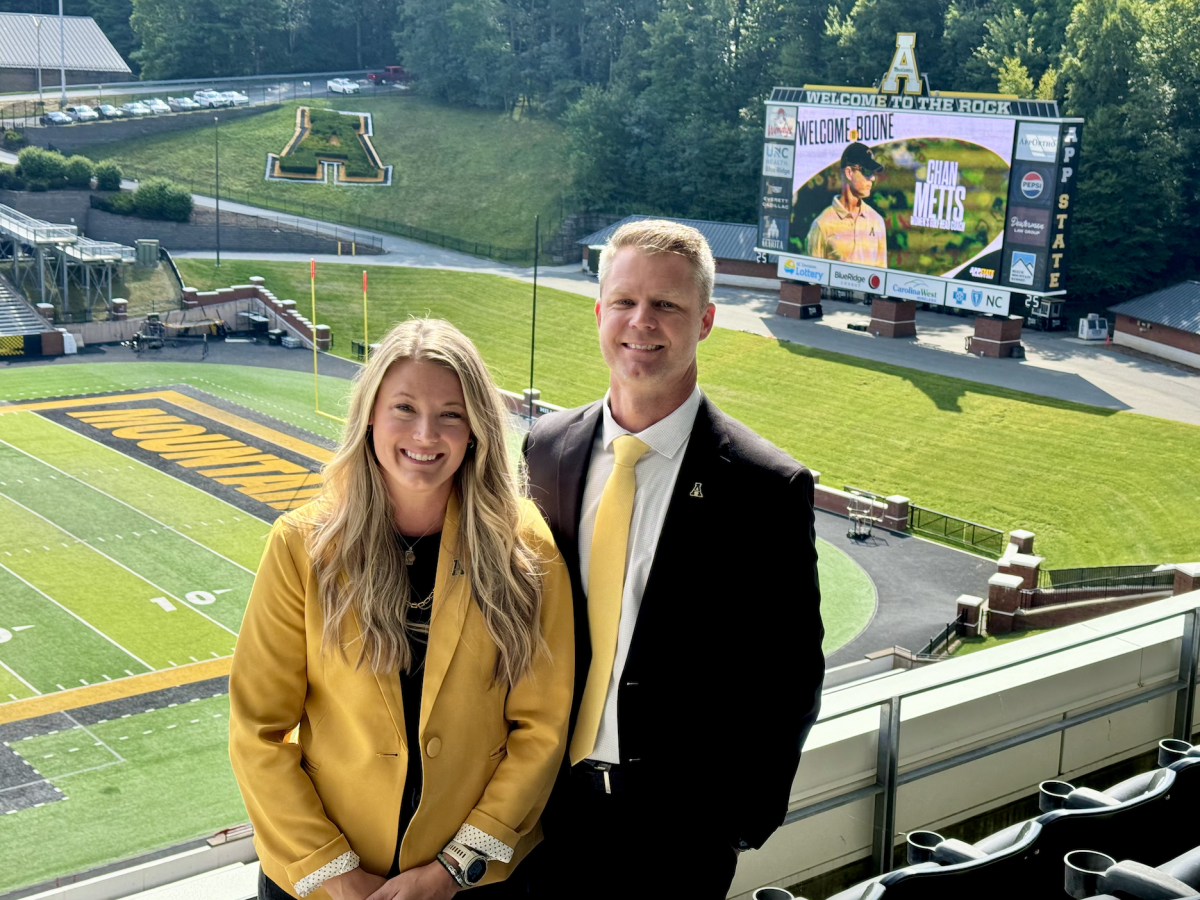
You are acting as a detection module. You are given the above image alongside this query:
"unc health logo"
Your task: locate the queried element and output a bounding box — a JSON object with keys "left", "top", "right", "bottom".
{"left": 1021, "top": 171, "right": 1044, "bottom": 199}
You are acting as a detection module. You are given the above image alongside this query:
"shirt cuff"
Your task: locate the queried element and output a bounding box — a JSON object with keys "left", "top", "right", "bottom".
{"left": 453, "top": 824, "right": 514, "bottom": 863}
{"left": 294, "top": 850, "right": 360, "bottom": 897}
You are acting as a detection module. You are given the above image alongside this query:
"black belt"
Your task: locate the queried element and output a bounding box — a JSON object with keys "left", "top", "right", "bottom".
{"left": 573, "top": 760, "right": 623, "bottom": 794}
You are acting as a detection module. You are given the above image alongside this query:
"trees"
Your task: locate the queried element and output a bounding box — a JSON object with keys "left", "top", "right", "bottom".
{"left": 131, "top": 0, "right": 287, "bottom": 78}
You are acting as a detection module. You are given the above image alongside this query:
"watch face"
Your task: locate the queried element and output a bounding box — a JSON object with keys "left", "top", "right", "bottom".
{"left": 466, "top": 859, "right": 487, "bottom": 884}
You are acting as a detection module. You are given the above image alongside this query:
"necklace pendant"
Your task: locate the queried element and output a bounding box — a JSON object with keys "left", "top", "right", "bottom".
{"left": 404, "top": 549, "right": 416, "bottom": 566}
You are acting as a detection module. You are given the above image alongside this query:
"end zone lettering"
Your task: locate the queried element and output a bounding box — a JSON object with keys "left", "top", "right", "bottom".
{"left": 67, "top": 407, "right": 323, "bottom": 510}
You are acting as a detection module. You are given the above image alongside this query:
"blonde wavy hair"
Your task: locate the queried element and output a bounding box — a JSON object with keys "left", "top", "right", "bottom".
{"left": 305, "top": 319, "right": 544, "bottom": 686}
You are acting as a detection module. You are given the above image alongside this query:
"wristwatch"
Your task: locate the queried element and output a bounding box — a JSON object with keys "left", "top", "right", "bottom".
{"left": 439, "top": 840, "right": 488, "bottom": 887}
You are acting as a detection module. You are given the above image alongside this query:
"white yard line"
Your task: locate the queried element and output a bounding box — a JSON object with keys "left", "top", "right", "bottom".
{"left": 0, "top": 562, "right": 154, "bottom": 673}
{"left": 62, "top": 711, "right": 126, "bottom": 763}
{"left": 0, "top": 659, "right": 41, "bottom": 695}
{"left": 1, "top": 430, "right": 259, "bottom": 575}
{"left": 0, "top": 760, "right": 122, "bottom": 793}
{"left": 0, "top": 491, "right": 239, "bottom": 639}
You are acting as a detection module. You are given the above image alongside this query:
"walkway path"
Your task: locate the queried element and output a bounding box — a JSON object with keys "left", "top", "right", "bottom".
{"left": 818, "top": 509, "right": 995, "bottom": 667}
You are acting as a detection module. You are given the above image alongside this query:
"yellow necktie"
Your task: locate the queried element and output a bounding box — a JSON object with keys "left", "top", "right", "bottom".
{"left": 570, "top": 434, "right": 650, "bottom": 764}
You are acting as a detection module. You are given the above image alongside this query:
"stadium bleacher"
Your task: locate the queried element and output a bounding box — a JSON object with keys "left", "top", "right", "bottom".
{"left": 759, "top": 741, "right": 1200, "bottom": 900}
{"left": 0, "top": 274, "right": 48, "bottom": 336}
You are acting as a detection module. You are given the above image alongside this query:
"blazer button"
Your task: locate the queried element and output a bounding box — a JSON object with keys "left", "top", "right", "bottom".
{"left": 426, "top": 737, "right": 442, "bottom": 758}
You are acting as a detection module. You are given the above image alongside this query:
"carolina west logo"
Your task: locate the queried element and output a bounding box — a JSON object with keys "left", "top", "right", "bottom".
{"left": 889, "top": 278, "right": 942, "bottom": 301}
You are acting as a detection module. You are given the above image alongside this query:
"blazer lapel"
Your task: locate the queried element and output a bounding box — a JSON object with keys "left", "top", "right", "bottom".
{"left": 557, "top": 402, "right": 604, "bottom": 554}
{"left": 419, "top": 494, "right": 470, "bottom": 736}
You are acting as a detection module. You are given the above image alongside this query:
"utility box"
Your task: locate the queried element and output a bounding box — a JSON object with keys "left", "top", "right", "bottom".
{"left": 135, "top": 239, "right": 160, "bottom": 268}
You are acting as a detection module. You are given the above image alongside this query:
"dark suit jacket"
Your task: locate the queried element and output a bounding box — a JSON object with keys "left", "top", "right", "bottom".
{"left": 523, "top": 395, "right": 824, "bottom": 850}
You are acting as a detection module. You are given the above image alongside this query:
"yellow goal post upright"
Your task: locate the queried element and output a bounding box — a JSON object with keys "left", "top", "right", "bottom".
{"left": 309, "top": 259, "right": 371, "bottom": 425}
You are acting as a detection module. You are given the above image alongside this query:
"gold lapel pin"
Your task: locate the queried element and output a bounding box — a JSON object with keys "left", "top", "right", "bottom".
{"left": 689, "top": 483, "right": 704, "bottom": 498}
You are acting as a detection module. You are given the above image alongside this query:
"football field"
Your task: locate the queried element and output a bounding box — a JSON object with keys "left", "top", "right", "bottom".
{"left": 0, "top": 391, "right": 333, "bottom": 704}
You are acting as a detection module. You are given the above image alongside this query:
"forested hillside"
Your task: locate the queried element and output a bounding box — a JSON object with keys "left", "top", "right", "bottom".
{"left": 2, "top": 0, "right": 1196, "bottom": 302}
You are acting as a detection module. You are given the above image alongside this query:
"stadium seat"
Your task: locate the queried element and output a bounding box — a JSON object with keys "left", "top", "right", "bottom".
{"left": 1064, "top": 842, "right": 1200, "bottom": 898}
{"left": 822, "top": 751, "right": 1200, "bottom": 900}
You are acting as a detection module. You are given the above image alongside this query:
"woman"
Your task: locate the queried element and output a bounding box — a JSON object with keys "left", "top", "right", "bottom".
{"left": 229, "top": 319, "right": 573, "bottom": 900}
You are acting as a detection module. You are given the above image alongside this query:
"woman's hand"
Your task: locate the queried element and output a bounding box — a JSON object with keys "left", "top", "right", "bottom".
{"left": 323, "top": 867, "right": 388, "bottom": 900}
{"left": 364, "top": 861, "right": 459, "bottom": 900}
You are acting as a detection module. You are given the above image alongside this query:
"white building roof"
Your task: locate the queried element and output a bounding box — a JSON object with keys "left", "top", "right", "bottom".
{"left": 0, "top": 13, "right": 131, "bottom": 74}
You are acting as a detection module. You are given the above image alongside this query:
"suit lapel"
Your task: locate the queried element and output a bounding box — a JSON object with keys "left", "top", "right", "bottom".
{"left": 556, "top": 402, "right": 604, "bottom": 555}
{"left": 420, "top": 494, "right": 469, "bottom": 737}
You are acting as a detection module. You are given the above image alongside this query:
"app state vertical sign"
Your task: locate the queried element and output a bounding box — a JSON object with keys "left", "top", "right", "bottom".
{"left": 1046, "top": 123, "right": 1081, "bottom": 291}
{"left": 759, "top": 105, "right": 797, "bottom": 252}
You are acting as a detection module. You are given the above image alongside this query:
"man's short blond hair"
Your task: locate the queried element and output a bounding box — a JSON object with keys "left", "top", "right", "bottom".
{"left": 597, "top": 219, "right": 715, "bottom": 306}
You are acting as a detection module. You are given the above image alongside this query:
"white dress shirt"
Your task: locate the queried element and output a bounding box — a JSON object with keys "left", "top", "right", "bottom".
{"left": 578, "top": 385, "right": 702, "bottom": 764}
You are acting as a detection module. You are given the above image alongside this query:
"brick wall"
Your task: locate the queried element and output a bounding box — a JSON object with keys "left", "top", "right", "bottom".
{"left": 0, "top": 189, "right": 93, "bottom": 227}
{"left": 1114, "top": 313, "right": 1200, "bottom": 357}
{"left": 715, "top": 259, "right": 776, "bottom": 279}
{"left": 27, "top": 105, "right": 273, "bottom": 153}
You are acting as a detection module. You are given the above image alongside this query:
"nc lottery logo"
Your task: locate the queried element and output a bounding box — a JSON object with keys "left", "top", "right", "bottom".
{"left": 782, "top": 258, "right": 798, "bottom": 277}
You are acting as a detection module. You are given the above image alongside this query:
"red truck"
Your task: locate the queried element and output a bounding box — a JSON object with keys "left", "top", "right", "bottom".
{"left": 367, "top": 66, "right": 411, "bottom": 84}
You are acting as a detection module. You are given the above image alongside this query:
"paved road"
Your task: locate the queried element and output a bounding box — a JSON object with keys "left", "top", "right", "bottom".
{"left": 817, "top": 510, "right": 995, "bottom": 667}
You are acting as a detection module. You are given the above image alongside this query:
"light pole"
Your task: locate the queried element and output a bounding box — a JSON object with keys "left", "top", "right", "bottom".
{"left": 31, "top": 17, "right": 43, "bottom": 113}
{"left": 214, "top": 116, "right": 221, "bottom": 267}
{"left": 57, "top": 0, "right": 67, "bottom": 107}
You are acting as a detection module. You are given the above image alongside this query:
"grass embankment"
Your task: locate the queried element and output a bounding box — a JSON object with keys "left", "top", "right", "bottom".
{"left": 79, "top": 97, "right": 573, "bottom": 250}
{"left": 169, "top": 259, "right": 1200, "bottom": 568}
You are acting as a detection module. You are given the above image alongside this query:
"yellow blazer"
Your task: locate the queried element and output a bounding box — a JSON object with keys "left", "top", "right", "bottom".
{"left": 228, "top": 495, "right": 573, "bottom": 897}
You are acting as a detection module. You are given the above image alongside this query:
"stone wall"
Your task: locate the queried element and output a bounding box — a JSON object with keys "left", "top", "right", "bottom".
{"left": 87, "top": 209, "right": 349, "bottom": 254}
{"left": 0, "top": 189, "right": 94, "bottom": 228}
{"left": 28, "top": 105, "right": 273, "bottom": 154}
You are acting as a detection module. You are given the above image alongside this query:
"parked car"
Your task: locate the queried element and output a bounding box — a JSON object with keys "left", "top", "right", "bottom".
{"left": 42, "top": 110, "right": 73, "bottom": 125}
{"left": 144, "top": 98, "right": 171, "bottom": 114}
{"left": 64, "top": 105, "right": 100, "bottom": 122}
{"left": 120, "top": 101, "right": 152, "bottom": 116}
{"left": 193, "top": 90, "right": 230, "bottom": 108}
{"left": 367, "top": 65, "right": 410, "bottom": 84}
{"left": 167, "top": 96, "right": 200, "bottom": 111}
{"left": 326, "top": 77, "right": 360, "bottom": 94}
{"left": 220, "top": 90, "right": 250, "bottom": 106}
{"left": 96, "top": 104, "right": 126, "bottom": 119}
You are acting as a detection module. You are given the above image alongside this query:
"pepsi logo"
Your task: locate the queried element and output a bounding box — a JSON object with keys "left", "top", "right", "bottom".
{"left": 869, "top": 274, "right": 881, "bottom": 289}
{"left": 1020, "top": 171, "right": 1044, "bottom": 199}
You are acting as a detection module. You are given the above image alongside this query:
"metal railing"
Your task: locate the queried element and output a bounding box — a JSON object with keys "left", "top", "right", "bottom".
{"left": 917, "top": 611, "right": 967, "bottom": 657}
{"left": 1039, "top": 563, "right": 1162, "bottom": 589}
{"left": 1021, "top": 569, "right": 1178, "bottom": 606}
{"left": 908, "top": 504, "right": 1006, "bottom": 558}
{"left": 783, "top": 594, "right": 1200, "bottom": 875}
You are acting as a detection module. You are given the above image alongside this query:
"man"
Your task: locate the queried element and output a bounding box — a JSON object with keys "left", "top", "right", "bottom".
{"left": 522, "top": 220, "right": 824, "bottom": 898}
{"left": 805, "top": 142, "right": 888, "bottom": 268}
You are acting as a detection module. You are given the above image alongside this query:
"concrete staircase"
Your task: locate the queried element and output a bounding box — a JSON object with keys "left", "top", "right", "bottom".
{"left": 0, "top": 275, "right": 49, "bottom": 336}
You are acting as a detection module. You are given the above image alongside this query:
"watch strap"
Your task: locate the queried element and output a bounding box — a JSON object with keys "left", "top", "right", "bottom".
{"left": 442, "top": 840, "right": 487, "bottom": 886}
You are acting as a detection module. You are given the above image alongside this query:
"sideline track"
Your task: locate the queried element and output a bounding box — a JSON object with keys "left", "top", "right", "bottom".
{"left": 0, "top": 656, "right": 231, "bottom": 725}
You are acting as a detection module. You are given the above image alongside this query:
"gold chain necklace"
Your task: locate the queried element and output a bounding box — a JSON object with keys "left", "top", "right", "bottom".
{"left": 408, "top": 590, "right": 434, "bottom": 611}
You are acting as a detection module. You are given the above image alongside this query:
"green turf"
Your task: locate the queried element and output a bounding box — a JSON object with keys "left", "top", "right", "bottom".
{"left": 951, "top": 629, "right": 1048, "bottom": 655}
{"left": 0, "top": 495, "right": 236, "bottom": 670}
{"left": 4, "top": 413, "right": 270, "bottom": 571}
{"left": 0, "top": 565, "right": 147, "bottom": 695}
{"left": 79, "top": 97, "right": 573, "bottom": 250}
{"left": 0, "top": 696, "right": 247, "bottom": 894}
{"left": 0, "top": 361, "right": 352, "bottom": 443}
{"left": 174, "top": 260, "right": 1200, "bottom": 568}
{"left": 817, "top": 539, "right": 876, "bottom": 652}
{"left": 0, "top": 436, "right": 254, "bottom": 633}
{"left": 0, "top": 659, "right": 37, "bottom": 700}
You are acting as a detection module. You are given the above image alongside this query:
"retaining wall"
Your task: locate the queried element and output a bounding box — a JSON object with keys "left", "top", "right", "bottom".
{"left": 87, "top": 210, "right": 349, "bottom": 254}
{"left": 28, "top": 105, "right": 273, "bottom": 154}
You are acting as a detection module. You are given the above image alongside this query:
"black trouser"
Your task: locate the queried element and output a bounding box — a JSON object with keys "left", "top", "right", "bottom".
{"left": 524, "top": 763, "right": 739, "bottom": 900}
{"left": 259, "top": 863, "right": 530, "bottom": 898}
